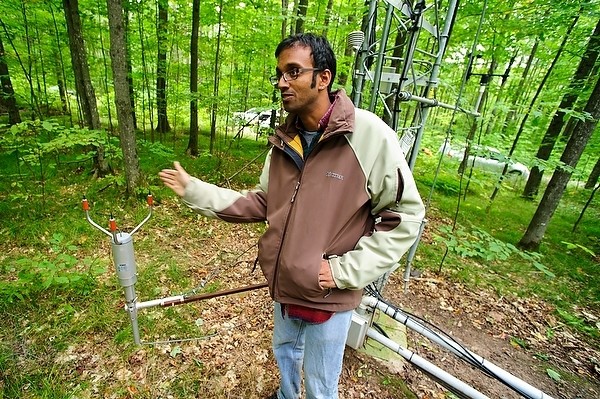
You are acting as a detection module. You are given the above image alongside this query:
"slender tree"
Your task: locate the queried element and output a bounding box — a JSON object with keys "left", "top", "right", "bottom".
{"left": 62, "top": 0, "right": 112, "bottom": 176}
{"left": 281, "top": 0, "right": 288, "bottom": 40}
{"left": 49, "top": 3, "right": 71, "bottom": 118}
{"left": 155, "top": 0, "right": 170, "bottom": 136}
{"left": 523, "top": 18, "right": 600, "bottom": 198}
{"left": 0, "top": 17, "right": 40, "bottom": 120}
{"left": 585, "top": 156, "right": 600, "bottom": 189}
{"left": 209, "top": 0, "right": 224, "bottom": 153}
{"left": 19, "top": 0, "right": 43, "bottom": 118}
{"left": 295, "top": 0, "right": 309, "bottom": 34}
{"left": 0, "top": 34, "right": 21, "bottom": 125}
{"left": 97, "top": 0, "right": 114, "bottom": 131}
{"left": 186, "top": 0, "right": 200, "bottom": 156}
{"left": 123, "top": 0, "right": 137, "bottom": 130}
{"left": 321, "top": 0, "right": 334, "bottom": 37}
{"left": 62, "top": 0, "right": 100, "bottom": 129}
{"left": 518, "top": 75, "right": 600, "bottom": 250}
{"left": 106, "top": 0, "right": 141, "bottom": 195}
{"left": 136, "top": 1, "right": 153, "bottom": 138}
{"left": 572, "top": 182, "right": 599, "bottom": 233}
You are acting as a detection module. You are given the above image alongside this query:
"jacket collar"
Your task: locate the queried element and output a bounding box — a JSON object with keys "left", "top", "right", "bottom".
{"left": 275, "top": 89, "right": 355, "bottom": 144}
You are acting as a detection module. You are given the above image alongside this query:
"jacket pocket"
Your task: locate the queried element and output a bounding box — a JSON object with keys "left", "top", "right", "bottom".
{"left": 276, "top": 255, "right": 324, "bottom": 301}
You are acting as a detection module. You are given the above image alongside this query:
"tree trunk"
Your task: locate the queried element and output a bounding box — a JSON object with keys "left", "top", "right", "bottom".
{"left": 523, "top": 18, "right": 600, "bottom": 198}
{"left": 122, "top": 0, "right": 137, "bottom": 131}
{"left": 0, "top": 35, "right": 22, "bottom": 125}
{"left": 155, "top": 0, "right": 170, "bottom": 136}
{"left": 210, "top": 0, "right": 224, "bottom": 154}
{"left": 62, "top": 0, "right": 100, "bottom": 130}
{"left": 63, "top": 0, "right": 111, "bottom": 176}
{"left": 136, "top": 2, "right": 153, "bottom": 139}
{"left": 572, "top": 183, "right": 599, "bottom": 232}
{"left": 518, "top": 75, "right": 600, "bottom": 251}
{"left": 97, "top": 0, "right": 114, "bottom": 131}
{"left": 19, "top": 0, "right": 43, "bottom": 119}
{"left": 49, "top": 3, "right": 71, "bottom": 118}
{"left": 281, "top": 0, "right": 288, "bottom": 41}
{"left": 107, "top": 0, "right": 141, "bottom": 195}
{"left": 585, "top": 156, "right": 600, "bottom": 189}
{"left": 186, "top": 0, "right": 200, "bottom": 156}
{"left": 53, "top": 49, "right": 69, "bottom": 114}
{"left": 1, "top": 16, "right": 40, "bottom": 120}
{"left": 295, "top": 0, "right": 308, "bottom": 34}
{"left": 321, "top": 0, "right": 334, "bottom": 37}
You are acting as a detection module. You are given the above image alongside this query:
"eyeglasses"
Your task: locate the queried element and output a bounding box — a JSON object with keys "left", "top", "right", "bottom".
{"left": 270, "top": 68, "right": 322, "bottom": 87}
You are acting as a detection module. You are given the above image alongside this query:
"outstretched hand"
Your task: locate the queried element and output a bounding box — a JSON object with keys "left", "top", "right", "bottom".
{"left": 159, "top": 161, "right": 190, "bottom": 197}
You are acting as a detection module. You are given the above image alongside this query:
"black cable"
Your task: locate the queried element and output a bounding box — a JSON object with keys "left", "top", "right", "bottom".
{"left": 371, "top": 321, "right": 390, "bottom": 338}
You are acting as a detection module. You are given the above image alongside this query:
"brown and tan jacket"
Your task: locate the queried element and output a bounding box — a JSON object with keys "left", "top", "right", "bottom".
{"left": 182, "top": 90, "right": 425, "bottom": 312}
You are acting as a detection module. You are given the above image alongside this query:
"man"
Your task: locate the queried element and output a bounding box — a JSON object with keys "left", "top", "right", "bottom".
{"left": 159, "top": 33, "right": 425, "bottom": 399}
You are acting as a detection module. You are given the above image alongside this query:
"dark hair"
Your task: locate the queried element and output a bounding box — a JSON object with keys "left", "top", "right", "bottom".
{"left": 275, "top": 33, "right": 337, "bottom": 91}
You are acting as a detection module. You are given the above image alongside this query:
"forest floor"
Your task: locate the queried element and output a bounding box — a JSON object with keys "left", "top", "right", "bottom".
{"left": 16, "top": 199, "right": 598, "bottom": 398}
{"left": 101, "top": 200, "right": 599, "bottom": 399}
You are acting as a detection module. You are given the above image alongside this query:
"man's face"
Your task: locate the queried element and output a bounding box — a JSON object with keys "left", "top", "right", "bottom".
{"left": 275, "top": 45, "right": 323, "bottom": 115}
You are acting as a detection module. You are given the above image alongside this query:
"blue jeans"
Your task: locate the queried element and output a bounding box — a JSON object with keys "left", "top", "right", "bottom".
{"left": 273, "top": 302, "right": 353, "bottom": 399}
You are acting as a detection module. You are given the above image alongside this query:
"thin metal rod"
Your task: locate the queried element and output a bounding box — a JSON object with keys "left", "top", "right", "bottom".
{"left": 168, "top": 282, "right": 268, "bottom": 306}
{"left": 368, "top": 1, "right": 395, "bottom": 111}
{"left": 397, "top": 91, "right": 481, "bottom": 117}
{"left": 133, "top": 282, "right": 269, "bottom": 310}
{"left": 85, "top": 211, "right": 113, "bottom": 238}
{"left": 352, "top": 0, "right": 378, "bottom": 107}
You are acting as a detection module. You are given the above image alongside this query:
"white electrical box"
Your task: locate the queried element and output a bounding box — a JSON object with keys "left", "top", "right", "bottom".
{"left": 345, "top": 311, "right": 369, "bottom": 349}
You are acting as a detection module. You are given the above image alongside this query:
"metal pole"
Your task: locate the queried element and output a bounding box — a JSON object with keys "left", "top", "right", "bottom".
{"left": 83, "top": 196, "right": 153, "bottom": 345}
{"left": 133, "top": 282, "right": 269, "bottom": 310}
{"left": 368, "top": 1, "right": 395, "bottom": 111}
{"left": 407, "top": 0, "right": 458, "bottom": 170}
{"left": 352, "top": 0, "right": 378, "bottom": 107}
{"left": 398, "top": 0, "right": 460, "bottom": 289}
{"left": 366, "top": 328, "right": 491, "bottom": 399}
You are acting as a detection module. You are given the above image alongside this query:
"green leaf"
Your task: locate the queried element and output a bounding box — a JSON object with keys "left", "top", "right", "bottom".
{"left": 546, "top": 368, "right": 561, "bottom": 381}
{"left": 170, "top": 346, "right": 182, "bottom": 358}
{"left": 533, "top": 261, "right": 556, "bottom": 278}
{"left": 54, "top": 276, "right": 70, "bottom": 284}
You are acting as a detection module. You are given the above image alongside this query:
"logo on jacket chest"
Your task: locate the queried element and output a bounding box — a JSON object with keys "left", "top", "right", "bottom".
{"left": 325, "top": 171, "right": 344, "bottom": 181}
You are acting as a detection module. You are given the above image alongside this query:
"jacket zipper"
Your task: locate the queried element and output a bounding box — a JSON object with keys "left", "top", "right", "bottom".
{"left": 290, "top": 181, "right": 301, "bottom": 202}
{"left": 271, "top": 177, "right": 301, "bottom": 297}
{"left": 271, "top": 137, "right": 306, "bottom": 298}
